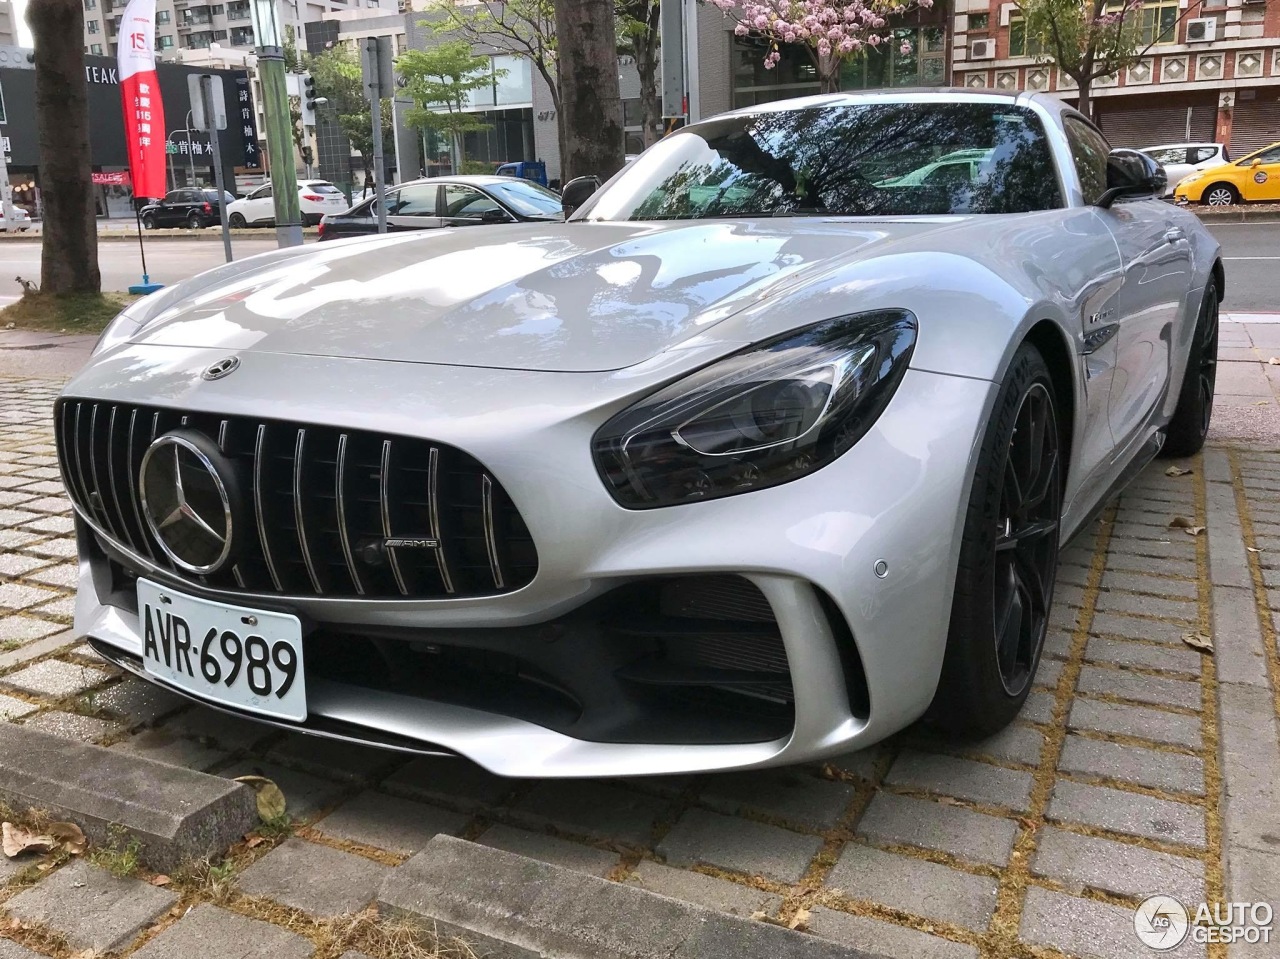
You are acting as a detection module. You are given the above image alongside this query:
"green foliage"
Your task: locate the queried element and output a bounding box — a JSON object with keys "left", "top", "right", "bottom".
{"left": 0, "top": 291, "right": 133, "bottom": 334}
{"left": 398, "top": 41, "right": 500, "bottom": 140}
{"left": 460, "top": 159, "right": 495, "bottom": 174}
{"left": 89, "top": 827, "right": 142, "bottom": 878}
{"left": 306, "top": 44, "right": 393, "bottom": 178}
{"left": 421, "top": 0, "right": 558, "bottom": 110}
{"left": 1017, "top": 0, "right": 1147, "bottom": 108}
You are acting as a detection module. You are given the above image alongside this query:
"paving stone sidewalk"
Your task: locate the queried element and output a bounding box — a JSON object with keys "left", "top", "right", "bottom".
{"left": 0, "top": 320, "right": 1274, "bottom": 959}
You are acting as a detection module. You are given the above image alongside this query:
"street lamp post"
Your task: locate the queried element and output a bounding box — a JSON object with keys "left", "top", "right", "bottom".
{"left": 250, "top": 0, "right": 302, "bottom": 247}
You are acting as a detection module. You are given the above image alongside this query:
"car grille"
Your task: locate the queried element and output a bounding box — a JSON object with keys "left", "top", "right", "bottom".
{"left": 55, "top": 399, "right": 538, "bottom": 600}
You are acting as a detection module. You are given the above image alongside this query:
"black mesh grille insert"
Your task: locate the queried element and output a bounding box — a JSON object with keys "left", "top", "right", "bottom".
{"left": 56, "top": 399, "right": 538, "bottom": 600}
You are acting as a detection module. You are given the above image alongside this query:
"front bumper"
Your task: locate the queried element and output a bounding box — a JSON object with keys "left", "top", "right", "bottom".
{"left": 65, "top": 348, "right": 995, "bottom": 777}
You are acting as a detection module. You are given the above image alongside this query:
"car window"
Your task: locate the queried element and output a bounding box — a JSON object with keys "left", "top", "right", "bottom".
{"left": 921, "top": 161, "right": 975, "bottom": 189}
{"left": 1063, "top": 117, "right": 1110, "bottom": 205}
{"left": 1145, "top": 147, "right": 1183, "bottom": 165}
{"left": 579, "top": 103, "right": 1063, "bottom": 220}
{"left": 486, "top": 180, "right": 564, "bottom": 217}
{"left": 389, "top": 185, "right": 438, "bottom": 216}
{"left": 1248, "top": 146, "right": 1280, "bottom": 165}
{"left": 303, "top": 182, "right": 345, "bottom": 196}
{"left": 1188, "top": 146, "right": 1219, "bottom": 164}
{"left": 250, "top": 184, "right": 273, "bottom": 200}
{"left": 443, "top": 185, "right": 502, "bottom": 218}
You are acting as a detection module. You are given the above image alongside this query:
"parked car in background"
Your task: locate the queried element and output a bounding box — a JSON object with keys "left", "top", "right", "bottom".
{"left": 228, "top": 180, "right": 348, "bottom": 227}
{"left": 1140, "top": 143, "right": 1230, "bottom": 196}
{"left": 1174, "top": 141, "right": 1280, "bottom": 206}
{"left": 877, "top": 148, "right": 993, "bottom": 188}
{"left": 318, "top": 175, "right": 563, "bottom": 240}
{"left": 0, "top": 206, "right": 32, "bottom": 232}
{"left": 139, "top": 189, "right": 235, "bottom": 229}
{"left": 495, "top": 160, "right": 548, "bottom": 187}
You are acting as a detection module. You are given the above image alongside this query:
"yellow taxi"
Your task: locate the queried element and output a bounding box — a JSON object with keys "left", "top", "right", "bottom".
{"left": 1175, "top": 141, "right": 1280, "bottom": 205}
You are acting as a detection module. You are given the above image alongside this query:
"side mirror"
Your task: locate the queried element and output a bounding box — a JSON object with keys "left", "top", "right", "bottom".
{"left": 560, "top": 175, "right": 601, "bottom": 217}
{"left": 1096, "top": 148, "right": 1166, "bottom": 208}
{"left": 480, "top": 207, "right": 510, "bottom": 223}
{"left": 1251, "top": 159, "right": 1262, "bottom": 168}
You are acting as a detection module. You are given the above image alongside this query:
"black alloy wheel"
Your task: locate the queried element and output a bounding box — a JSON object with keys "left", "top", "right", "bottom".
{"left": 930, "top": 341, "right": 1063, "bottom": 737}
{"left": 1161, "top": 281, "right": 1219, "bottom": 457}
{"left": 992, "top": 381, "right": 1061, "bottom": 697}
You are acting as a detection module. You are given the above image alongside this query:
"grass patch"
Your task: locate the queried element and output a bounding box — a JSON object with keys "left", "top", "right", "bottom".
{"left": 88, "top": 826, "right": 142, "bottom": 877}
{"left": 0, "top": 290, "right": 134, "bottom": 335}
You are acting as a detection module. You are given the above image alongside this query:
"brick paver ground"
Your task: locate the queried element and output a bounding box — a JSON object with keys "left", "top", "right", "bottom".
{"left": 0, "top": 319, "right": 1275, "bottom": 958}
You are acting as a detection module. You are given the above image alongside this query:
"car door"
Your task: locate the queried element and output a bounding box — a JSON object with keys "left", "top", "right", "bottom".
{"left": 441, "top": 183, "right": 511, "bottom": 227}
{"left": 1070, "top": 118, "right": 1192, "bottom": 449}
{"left": 1241, "top": 144, "right": 1280, "bottom": 201}
{"left": 386, "top": 183, "right": 443, "bottom": 230}
{"left": 245, "top": 184, "right": 273, "bottom": 224}
{"left": 156, "top": 191, "right": 183, "bottom": 226}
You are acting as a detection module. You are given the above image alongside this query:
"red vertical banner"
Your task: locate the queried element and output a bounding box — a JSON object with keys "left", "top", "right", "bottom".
{"left": 117, "top": 0, "right": 167, "bottom": 202}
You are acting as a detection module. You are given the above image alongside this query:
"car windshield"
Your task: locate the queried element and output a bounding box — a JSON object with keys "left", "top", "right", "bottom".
{"left": 486, "top": 180, "right": 564, "bottom": 217}
{"left": 203, "top": 190, "right": 234, "bottom": 203}
{"left": 578, "top": 102, "right": 1063, "bottom": 221}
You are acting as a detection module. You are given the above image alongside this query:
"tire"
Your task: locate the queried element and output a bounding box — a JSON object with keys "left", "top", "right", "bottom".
{"left": 929, "top": 342, "right": 1063, "bottom": 738}
{"left": 1160, "top": 281, "right": 1219, "bottom": 458}
{"left": 229, "top": 213, "right": 246, "bottom": 229}
{"left": 1203, "top": 183, "right": 1238, "bottom": 207}
{"left": 186, "top": 212, "right": 203, "bottom": 229}
{"left": 141, "top": 213, "right": 156, "bottom": 230}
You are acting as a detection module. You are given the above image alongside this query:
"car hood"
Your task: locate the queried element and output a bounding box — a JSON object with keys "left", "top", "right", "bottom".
{"left": 130, "top": 219, "right": 966, "bottom": 373}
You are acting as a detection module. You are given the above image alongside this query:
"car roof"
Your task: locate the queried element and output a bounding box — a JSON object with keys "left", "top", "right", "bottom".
{"left": 717, "top": 87, "right": 1056, "bottom": 119}
{"left": 1142, "top": 142, "right": 1222, "bottom": 150}
{"left": 393, "top": 175, "right": 534, "bottom": 188}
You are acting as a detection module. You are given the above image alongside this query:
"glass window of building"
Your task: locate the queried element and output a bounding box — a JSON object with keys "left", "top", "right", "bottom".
{"left": 87, "top": 18, "right": 99, "bottom": 33}
{"left": 493, "top": 55, "right": 532, "bottom": 106}
{"left": 1140, "top": 0, "right": 1179, "bottom": 44}
{"left": 968, "top": 12, "right": 989, "bottom": 29}
{"left": 156, "top": 10, "right": 170, "bottom": 23}
{"left": 841, "top": 26, "right": 946, "bottom": 88}
{"left": 90, "top": 42, "right": 103, "bottom": 54}
{"left": 1008, "top": 17, "right": 1045, "bottom": 57}
{"left": 731, "top": 36, "right": 819, "bottom": 108}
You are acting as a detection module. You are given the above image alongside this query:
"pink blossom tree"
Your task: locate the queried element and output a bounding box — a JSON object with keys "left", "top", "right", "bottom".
{"left": 709, "top": 0, "right": 935, "bottom": 93}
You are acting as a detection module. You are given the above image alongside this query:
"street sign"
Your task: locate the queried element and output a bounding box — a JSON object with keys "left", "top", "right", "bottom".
{"left": 360, "top": 36, "right": 395, "bottom": 100}
{"left": 188, "top": 74, "right": 227, "bottom": 131}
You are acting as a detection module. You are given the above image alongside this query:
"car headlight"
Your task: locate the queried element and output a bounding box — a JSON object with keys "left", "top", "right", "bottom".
{"left": 92, "top": 285, "right": 186, "bottom": 356}
{"left": 592, "top": 310, "right": 917, "bottom": 509}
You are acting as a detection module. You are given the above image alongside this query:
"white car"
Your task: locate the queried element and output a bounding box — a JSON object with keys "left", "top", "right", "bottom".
{"left": 227, "top": 180, "right": 349, "bottom": 227}
{"left": 0, "top": 206, "right": 33, "bottom": 232}
{"left": 1140, "top": 143, "right": 1230, "bottom": 196}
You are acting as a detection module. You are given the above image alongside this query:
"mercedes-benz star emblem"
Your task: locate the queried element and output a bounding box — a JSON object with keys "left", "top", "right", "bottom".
{"left": 203, "top": 356, "right": 240, "bottom": 381}
{"left": 139, "top": 433, "right": 235, "bottom": 574}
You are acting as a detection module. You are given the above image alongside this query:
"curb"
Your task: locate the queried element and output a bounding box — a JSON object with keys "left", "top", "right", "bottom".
{"left": 0, "top": 723, "right": 256, "bottom": 872}
{"left": 1193, "top": 209, "right": 1280, "bottom": 224}
{"left": 379, "top": 835, "right": 890, "bottom": 959}
{"left": 0, "top": 229, "right": 321, "bottom": 242}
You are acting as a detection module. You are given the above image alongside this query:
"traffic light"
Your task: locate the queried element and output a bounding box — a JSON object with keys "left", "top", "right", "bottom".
{"left": 304, "top": 75, "right": 320, "bottom": 110}
{"left": 301, "top": 146, "right": 314, "bottom": 166}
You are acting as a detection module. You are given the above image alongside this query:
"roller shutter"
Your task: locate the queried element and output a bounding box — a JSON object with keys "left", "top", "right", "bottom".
{"left": 1230, "top": 95, "right": 1280, "bottom": 158}
{"left": 1097, "top": 100, "right": 1217, "bottom": 149}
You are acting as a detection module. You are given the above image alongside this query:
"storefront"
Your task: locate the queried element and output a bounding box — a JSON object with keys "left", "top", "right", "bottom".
{"left": 0, "top": 53, "right": 261, "bottom": 218}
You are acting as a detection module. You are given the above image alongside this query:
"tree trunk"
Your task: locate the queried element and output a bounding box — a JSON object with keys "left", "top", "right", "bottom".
{"left": 554, "top": 0, "right": 624, "bottom": 181}
{"left": 1075, "top": 80, "right": 1092, "bottom": 121}
{"left": 28, "top": 0, "right": 100, "bottom": 295}
{"left": 633, "top": 31, "right": 660, "bottom": 147}
{"left": 818, "top": 50, "right": 840, "bottom": 94}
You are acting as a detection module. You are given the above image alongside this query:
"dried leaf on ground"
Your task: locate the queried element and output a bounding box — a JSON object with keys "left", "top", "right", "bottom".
{"left": 788, "top": 907, "right": 811, "bottom": 931}
{"left": 1168, "top": 517, "right": 1205, "bottom": 535}
{"left": 1269, "top": 357, "right": 1280, "bottom": 365}
{"left": 1247, "top": 546, "right": 1262, "bottom": 553}
{"left": 2, "top": 822, "right": 56, "bottom": 858}
{"left": 1183, "top": 632, "right": 1214, "bottom": 653}
{"left": 48, "top": 822, "right": 86, "bottom": 856}
{"left": 234, "top": 776, "right": 287, "bottom": 821}
{"left": 1164, "top": 466, "right": 1193, "bottom": 477}
{"left": 245, "top": 835, "right": 266, "bottom": 848}
{"left": 750, "top": 910, "right": 768, "bottom": 922}
{"left": 150, "top": 874, "right": 171, "bottom": 886}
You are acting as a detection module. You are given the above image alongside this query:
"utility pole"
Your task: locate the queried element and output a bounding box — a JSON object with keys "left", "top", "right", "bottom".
{"left": 194, "top": 74, "right": 233, "bottom": 262}
{"left": 251, "top": 0, "right": 302, "bottom": 247}
{"left": 361, "top": 36, "right": 393, "bottom": 235}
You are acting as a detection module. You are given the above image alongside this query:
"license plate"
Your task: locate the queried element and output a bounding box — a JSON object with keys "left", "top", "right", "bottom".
{"left": 138, "top": 578, "right": 306, "bottom": 722}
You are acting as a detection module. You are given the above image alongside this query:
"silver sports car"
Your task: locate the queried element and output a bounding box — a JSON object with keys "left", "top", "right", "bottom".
{"left": 57, "top": 90, "right": 1221, "bottom": 777}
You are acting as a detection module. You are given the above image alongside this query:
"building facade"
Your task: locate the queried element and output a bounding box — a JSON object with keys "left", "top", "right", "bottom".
{"left": 952, "top": 0, "right": 1280, "bottom": 155}
{"left": 0, "top": 2, "right": 15, "bottom": 47}
{"left": 82, "top": 0, "right": 399, "bottom": 60}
